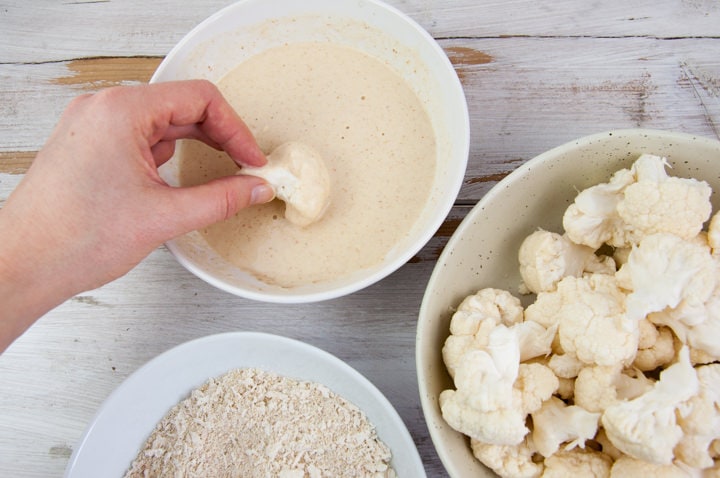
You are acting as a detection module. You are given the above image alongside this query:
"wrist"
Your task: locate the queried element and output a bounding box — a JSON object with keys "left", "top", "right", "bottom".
{"left": 0, "top": 209, "right": 78, "bottom": 352}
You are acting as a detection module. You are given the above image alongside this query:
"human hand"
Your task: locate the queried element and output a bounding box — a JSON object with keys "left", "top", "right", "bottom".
{"left": 0, "top": 80, "right": 274, "bottom": 349}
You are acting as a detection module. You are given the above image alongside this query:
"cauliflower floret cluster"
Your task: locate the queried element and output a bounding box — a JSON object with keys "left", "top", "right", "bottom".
{"left": 440, "top": 154, "right": 720, "bottom": 477}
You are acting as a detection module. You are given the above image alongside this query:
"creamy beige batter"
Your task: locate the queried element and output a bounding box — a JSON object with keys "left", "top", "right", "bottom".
{"left": 178, "top": 42, "right": 436, "bottom": 287}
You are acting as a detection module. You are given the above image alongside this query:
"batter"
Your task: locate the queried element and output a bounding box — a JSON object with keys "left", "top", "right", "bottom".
{"left": 178, "top": 42, "right": 437, "bottom": 287}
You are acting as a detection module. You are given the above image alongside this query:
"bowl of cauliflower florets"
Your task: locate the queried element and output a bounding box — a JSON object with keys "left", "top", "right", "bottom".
{"left": 416, "top": 129, "right": 720, "bottom": 477}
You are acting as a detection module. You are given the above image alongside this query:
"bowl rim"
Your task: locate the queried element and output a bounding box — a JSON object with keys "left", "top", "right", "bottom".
{"left": 150, "top": 0, "right": 470, "bottom": 303}
{"left": 415, "top": 128, "right": 720, "bottom": 476}
{"left": 64, "top": 331, "right": 426, "bottom": 477}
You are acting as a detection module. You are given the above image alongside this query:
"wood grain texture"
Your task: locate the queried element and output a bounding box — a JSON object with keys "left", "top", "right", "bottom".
{"left": 1, "top": 1, "right": 720, "bottom": 477}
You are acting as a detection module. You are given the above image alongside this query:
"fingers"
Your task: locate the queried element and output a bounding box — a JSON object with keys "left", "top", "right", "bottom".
{"left": 141, "top": 80, "right": 266, "bottom": 168}
{"left": 160, "top": 175, "right": 275, "bottom": 237}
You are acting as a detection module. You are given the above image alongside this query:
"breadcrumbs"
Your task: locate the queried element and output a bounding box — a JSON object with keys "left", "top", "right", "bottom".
{"left": 124, "top": 368, "right": 396, "bottom": 477}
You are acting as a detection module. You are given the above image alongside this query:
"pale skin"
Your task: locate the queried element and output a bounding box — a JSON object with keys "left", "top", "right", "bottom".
{"left": 0, "top": 80, "right": 275, "bottom": 352}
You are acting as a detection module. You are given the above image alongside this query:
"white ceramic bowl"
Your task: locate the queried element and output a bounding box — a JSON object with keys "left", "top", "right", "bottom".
{"left": 150, "top": 0, "right": 469, "bottom": 303}
{"left": 65, "top": 332, "right": 426, "bottom": 477}
{"left": 416, "top": 129, "right": 720, "bottom": 477}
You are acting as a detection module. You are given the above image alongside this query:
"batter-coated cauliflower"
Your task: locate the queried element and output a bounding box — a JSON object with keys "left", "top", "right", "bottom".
{"left": 238, "top": 142, "right": 331, "bottom": 226}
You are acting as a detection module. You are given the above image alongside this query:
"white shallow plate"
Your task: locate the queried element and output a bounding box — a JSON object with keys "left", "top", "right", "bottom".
{"left": 65, "top": 332, "right": 425, "bottom": 477}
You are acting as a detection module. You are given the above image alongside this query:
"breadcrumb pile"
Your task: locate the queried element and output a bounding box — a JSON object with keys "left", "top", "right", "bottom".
{"left": 125, "top": 368, "right": 395, "bottom": 478}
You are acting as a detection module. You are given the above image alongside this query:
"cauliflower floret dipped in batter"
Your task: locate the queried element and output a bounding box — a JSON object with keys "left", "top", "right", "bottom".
{"left": 238, "top": 142, "right": 331, "bottom": 227}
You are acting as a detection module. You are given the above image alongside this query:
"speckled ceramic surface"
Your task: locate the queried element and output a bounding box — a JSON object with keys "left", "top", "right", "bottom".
{"left": 416, "top": 129, "right": 720, "bottom": 477}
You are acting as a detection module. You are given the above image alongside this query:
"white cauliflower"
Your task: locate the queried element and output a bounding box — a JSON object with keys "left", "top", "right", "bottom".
{"left": 549, "top": 274, "right": 638, "bottom": 366}
{"left": 531, "top": 396, "right": 600, "bottom": 458}
{"left": 542, "top": 448, "right": 613, "bottom": 478}
{"left": 647, "top": 260, "right": 720, "bottom": 362}
{"left": 610, "top": 456, "right": 692, "bottom": 477}
{"left": 601, "top": 346, "right": 699, "bottom": 465}
{"left": 675, "top": 364, "right": 720, "bottom": 469}
{"left": 518, "top": 229, "right": 607, "bottom": 294}
{"left": 440, "top": 153, "right": 720, "bottom": 476}
{"left": 440, "top": 325, "right": 529, "bottom": 445}
{"left": 562, "top": 164, "right": 636, "bottom": 249}
{"left": 563, "top": 154, "right": 711, "bottom": 249}
{"left": 442, "top": 288, "right": 524, "bottom": 378}
{"left": 616, "top": 232, "right": 716, "bottom": 322}
{"left": 547, "top": 353, "right": 585, "bottom": 379}
{"left": 574, "top": 364, "right": 653, "bottom": 413}
{"left": 514, "top": 363, "right": 559, "bottom": 415}
{"left": 470, "top": 437, "right": 543, "bottom": 478}
{"left": 633, "top": 325, "right": 675, "bottom": 372}
{"left": 615, "top": 155, "right": 711, "bottom": 243}
{"left": 513, "top": 320, "right": 558, "bottom": 362}
{"left": 238, "top": 141, "right": 331, "bottom": 226}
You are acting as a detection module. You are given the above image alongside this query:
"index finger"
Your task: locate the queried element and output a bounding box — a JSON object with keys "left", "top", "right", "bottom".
{"left": 141, "top": 79, "right": 266, "bottom": 167}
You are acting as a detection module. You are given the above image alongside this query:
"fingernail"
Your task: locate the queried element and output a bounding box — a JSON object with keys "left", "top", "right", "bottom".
{"left": 250, "top": 184, "right": 275, "bottom": 205}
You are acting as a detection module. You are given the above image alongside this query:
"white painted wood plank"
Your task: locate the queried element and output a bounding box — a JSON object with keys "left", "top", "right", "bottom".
{"left": 1, "top": 0, "right": 719, "bottom": 63}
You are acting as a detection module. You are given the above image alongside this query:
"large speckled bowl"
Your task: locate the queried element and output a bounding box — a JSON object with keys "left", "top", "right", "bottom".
{"left": 150, "top": 0, "right": 469, "bottom": 303}
{"left": 416, "top": 129, "right": 720, "bottom": 477}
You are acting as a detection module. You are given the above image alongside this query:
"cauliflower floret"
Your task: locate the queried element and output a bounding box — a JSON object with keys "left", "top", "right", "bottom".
{"left": 542, "top": 448, "right": 612, "bottom": 478}
{"left": 563, "top": 154, "right": 711, "bottom": 249}
{"left": 518, "top": 230, "right": 598, "bottom": 294}
{"left": 610, "top": 456, "right": 692, "bottom": 477}
{"left": 563, "top": 164, "right": 636, "bottom": 249}
{"left": 594, "top": 428, "right": 624, "bottom": 461}
{"left": 238, "top": 141, "right": 331, "bottom": 226}
{"left": 527, "top": 274, "right": 639, "bottom": 367}
{"left": 451, "top": 288, "right": 525, "bottom": 334}
{"left": 601, "top": 346, "right": 699, "bottom": 465}
{"left": 514, "top": 363, "right": 559, "bottom": 415}
{"left": 616, "top": 156, "right": 711, "bottom": 243}
{"left": 514, "top": 320, "right": 558, "bottom": 362}
{"left": 616, "top": 232, "right": 716, "bottom": 322}
{"left": 443, "top": 288, "right": 524, "bottom": 378}
{"left": 574, "top": 364, "right": 653, "bottom": 413}
{"left": 530, "top": 396, "right": 600, "bottom": 458}
{"left": 675, "top": 364, "right": 720, "bottom": 469}
{"left": 547, "top": 353, "right": 585, "bottom": 379}
{"left": 440, "top": 326, "right": 528, "bottom": 445}
{"left": 552, "top": 274, "right": 639, "bottom": 366}
{"left": 647, "top": 260, "right": 720, "bottom": 362}
{"left": 633, "top": 325, "right": 676, "bottom": 371}
{"left": 470, "top": 437, "right": 543, "bottom": 478}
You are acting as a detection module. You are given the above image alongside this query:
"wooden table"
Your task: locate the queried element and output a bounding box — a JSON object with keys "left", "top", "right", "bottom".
{"left": 1, "top": 1, "right": 718, "bottom": 476}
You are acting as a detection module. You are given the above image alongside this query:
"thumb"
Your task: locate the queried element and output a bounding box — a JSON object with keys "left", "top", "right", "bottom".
{"left": 163, "top": 175, "right": 275, "bottom": 235}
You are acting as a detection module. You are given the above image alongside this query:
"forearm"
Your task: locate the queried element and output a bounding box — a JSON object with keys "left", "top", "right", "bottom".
{"left": 0, "top": 209, "right": 82, "bottom": 352}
